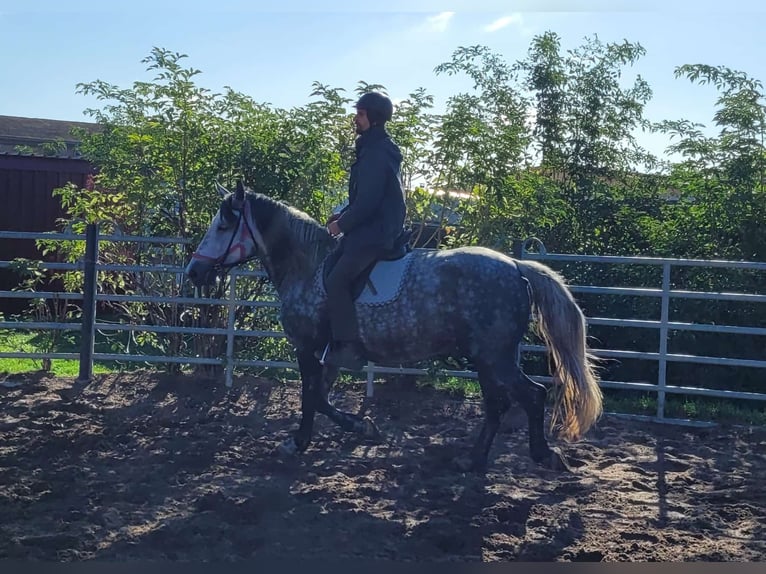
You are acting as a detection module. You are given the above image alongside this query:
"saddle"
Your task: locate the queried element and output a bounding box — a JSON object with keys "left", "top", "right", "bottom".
{"left": 322, "top": 229, "right": 413, "bottom": 300}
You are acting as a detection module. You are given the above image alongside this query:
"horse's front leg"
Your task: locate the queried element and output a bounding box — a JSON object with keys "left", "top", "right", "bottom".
{"left": 278, "top": 348, "right": 321, "bottom": 455}
{"left": 314, "top": 365, "right": 381, "bottom": 441}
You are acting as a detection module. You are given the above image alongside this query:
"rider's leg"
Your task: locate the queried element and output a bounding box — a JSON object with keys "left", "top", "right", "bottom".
{"left": 324, "top": 246, "right": 378, "bottom": 369}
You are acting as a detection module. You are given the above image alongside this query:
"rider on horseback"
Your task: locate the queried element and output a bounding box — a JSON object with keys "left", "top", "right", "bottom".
{"left": 322, "top": 91, "right": 408, "bottom": 370}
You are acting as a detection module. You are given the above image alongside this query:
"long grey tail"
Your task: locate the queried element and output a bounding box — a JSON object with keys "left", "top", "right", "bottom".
{"left": 516, "top": 259, "right": 603, "bottom": 441}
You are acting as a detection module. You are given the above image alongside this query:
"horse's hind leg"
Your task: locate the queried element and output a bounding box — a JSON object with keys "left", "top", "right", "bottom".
{"left": 507, "top": 365, "right": 570, "bottom": 471}
{"left": 467, "top": 356, "right": 570, "bottom": 472}
{"left": 455, "top": 366, "right": 512, "bottom": 473}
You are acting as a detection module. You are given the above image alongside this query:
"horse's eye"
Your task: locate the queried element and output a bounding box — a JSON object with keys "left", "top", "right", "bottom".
{"left": 216, "top": 214, "right": 233, "bottom": 230}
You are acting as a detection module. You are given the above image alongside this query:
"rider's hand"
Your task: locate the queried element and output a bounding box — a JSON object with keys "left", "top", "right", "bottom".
{"left": 327, "top": 220, "right": 342, "bottom": 237}
{"left": 326, "top": 213, "right": 340, "bottom": 225}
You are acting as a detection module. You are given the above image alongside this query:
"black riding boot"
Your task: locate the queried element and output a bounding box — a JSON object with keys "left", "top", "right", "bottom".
{"left": 323, "top": 340, "right": 366, "bottom": 371}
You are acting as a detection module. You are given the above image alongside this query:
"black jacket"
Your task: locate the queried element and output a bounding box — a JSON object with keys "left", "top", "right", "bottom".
{"left": 336, "top": 126, "right": 406, "bottom": 251}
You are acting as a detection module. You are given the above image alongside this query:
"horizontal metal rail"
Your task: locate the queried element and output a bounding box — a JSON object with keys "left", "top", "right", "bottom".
{"left": 527, "top": 374, "right": 766, "bottom": 401}
{"left": 571, "top": 285, "right": 766, "bottom": 303}
{"left": 588, "top": 317, "right": 766, "bottom": 336}
{"left": 92, "top": 353, "right": 221, "bottom": 366}
{"left": 94, "top": 293, "right": 280, "bottom": 308}
{"left": 662, "top": 290, "right": 766, "bottom": 303}
{"left": 0, "top": 352, "right": 80, "bottom": 361}
{"left": 95, "top": 263, "right": 268, "bottom": 277}
{"left": 93, "top": 323, "right": 284, "bottom": 338}
{"left": 0, "top": 230, "right": 193, "bottom": 244}
{"left": 522, "top": 249, "right": 766, "bottom": 271}
{"left": 520, "top": 343, "right": 766, "bottom": 369}
{"left": 0, "top": 290, "right": 84, "bottom": 301}
{"left": 0, "top": 261, "right": 81, "bottom": 271}
{"left": 0, "top": 321, "right": 81, "bottom": 331}
{"left": 0, "top": 290, "right": 281, "bottom": 309}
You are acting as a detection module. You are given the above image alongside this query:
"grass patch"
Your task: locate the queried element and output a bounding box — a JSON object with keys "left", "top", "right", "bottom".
{"left": 0, "top": 356, "right": 113, "bottom": 378}
{"left": 597, "top": 388, "right": 766, "bottom": 426}
{"left": 0, "top": 330, "right": 113, "bottom": 377}
{"left": 0, "top": 330, "right": 122, "bottom": 377}
{"left": 430, "top": 375, "right": 481, "bottom": 398}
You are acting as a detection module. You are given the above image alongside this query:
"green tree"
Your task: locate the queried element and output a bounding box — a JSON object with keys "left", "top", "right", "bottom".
{"left": 432, "top": 45, "right": 533, "bottom": 248}
{"left": 520, "top": 31, "right": 568, "bottom": 172}
{"left": 39, "top": 48, "right": 355, "bottom": 373}
{"left": 658, "top": 64, "right": 766, "bottom": 260}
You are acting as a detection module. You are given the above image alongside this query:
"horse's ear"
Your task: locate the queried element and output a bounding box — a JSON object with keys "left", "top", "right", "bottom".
{"left": 215, "top": 182, "right": 229, "bottom": 198}
{"left": 235, "top": 179, "right": 245, "bottom": 202}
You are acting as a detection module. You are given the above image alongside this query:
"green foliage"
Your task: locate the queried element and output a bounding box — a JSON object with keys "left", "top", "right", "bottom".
{"left": 36, "top": 48, "right": 351, "bottom": 373}
{"left": 433, "top": 45, "right": 532, "bottom": 193}
{"left": 385, "top": 87, "right": 437, "bottom": 193}
{"left": 658, "top": 64, "right": 766, "bottom": 260}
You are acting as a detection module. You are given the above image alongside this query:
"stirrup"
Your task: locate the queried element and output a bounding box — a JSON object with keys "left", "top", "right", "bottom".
{"left": 318, "top": 342, "right": 331, "bottom": 366}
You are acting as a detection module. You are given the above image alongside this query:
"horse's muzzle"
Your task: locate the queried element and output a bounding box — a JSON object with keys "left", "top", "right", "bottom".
{"left": 184, "top": 260, "right": 216, "bottom": 287}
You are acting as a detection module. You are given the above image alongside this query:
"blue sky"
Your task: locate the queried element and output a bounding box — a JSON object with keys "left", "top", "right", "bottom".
{"left": 1, "top": 0, "right": 764, "bottom": 159}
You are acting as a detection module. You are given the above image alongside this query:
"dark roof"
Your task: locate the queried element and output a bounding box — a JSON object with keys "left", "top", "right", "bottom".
{"left": 0, "top": 115, "right": 100, "bottom": 159}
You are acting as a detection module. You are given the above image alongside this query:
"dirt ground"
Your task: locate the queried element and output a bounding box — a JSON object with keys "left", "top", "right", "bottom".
{"left": 0, "top": 370, "right": 764, "bottom": 563}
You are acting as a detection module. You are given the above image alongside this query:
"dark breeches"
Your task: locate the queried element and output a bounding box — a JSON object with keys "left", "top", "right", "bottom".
{"left": 325, "top": 245, "right": 379, "bottom": 342}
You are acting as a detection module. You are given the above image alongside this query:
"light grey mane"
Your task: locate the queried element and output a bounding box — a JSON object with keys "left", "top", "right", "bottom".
{"left": 284, "top": 204, "right": 335, "bottom": 267}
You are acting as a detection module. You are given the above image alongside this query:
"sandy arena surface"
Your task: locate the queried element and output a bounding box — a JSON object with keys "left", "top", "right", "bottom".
{"left": 0, "top": 371, "right": 764, "bottom": 562}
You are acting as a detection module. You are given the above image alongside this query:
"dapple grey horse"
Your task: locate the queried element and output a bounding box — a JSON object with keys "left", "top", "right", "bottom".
{"left": 185, "top": 181, "right": 603, "bottom": 472}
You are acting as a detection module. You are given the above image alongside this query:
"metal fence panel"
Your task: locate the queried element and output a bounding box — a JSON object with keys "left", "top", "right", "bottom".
{"left": 1, "top": 229, "right": 764, "bottom": 427}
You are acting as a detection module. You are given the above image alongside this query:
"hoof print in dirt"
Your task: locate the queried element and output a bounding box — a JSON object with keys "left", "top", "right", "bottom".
{"left": 57, "top": 383, "right": 88, "bottom": 403}
{"left": 545, "top": 447, "right": 576, "bottom": 472}
{"left": 275, "top": 437, "right": 301, "bottom": 457}
{"left": 452, "top": 456, "right": 486, "bottom": 474}
{"left": 361, "top": 416, "right": 383, "bottom": 442}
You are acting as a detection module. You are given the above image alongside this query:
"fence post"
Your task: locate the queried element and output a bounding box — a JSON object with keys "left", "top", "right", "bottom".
{"left": 656, "top": 262, "right": 671, "bottom": 420}
{"left": 513, "top": 239, "right": 524, "bottom": 366}
{"left": 366, "top": 362, "right": 374, "bottom": 397}
{"left": 511, "top": 239, "right": 523, "bottom": 259}
{"left": 225, "top": 270, "right": 238, "bottom": 388}
{"left": 77, "top": 223, "right": 99, "bottom": 383}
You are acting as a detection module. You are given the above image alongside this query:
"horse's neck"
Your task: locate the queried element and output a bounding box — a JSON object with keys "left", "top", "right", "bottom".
{"left": 255, "top": 199, "right": 334, "bottom": 294}
{"left": 287, "top": 211, "right": 334, "bottom": 267}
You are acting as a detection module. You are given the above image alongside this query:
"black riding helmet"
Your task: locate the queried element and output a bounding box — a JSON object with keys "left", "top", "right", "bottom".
{"left": 355, "top": 91, "right": 393, "bottom": 126}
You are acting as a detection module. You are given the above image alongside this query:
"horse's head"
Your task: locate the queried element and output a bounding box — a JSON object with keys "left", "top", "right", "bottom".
{"left": 184, "top": 180, "right": 266, "bottom": 287}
